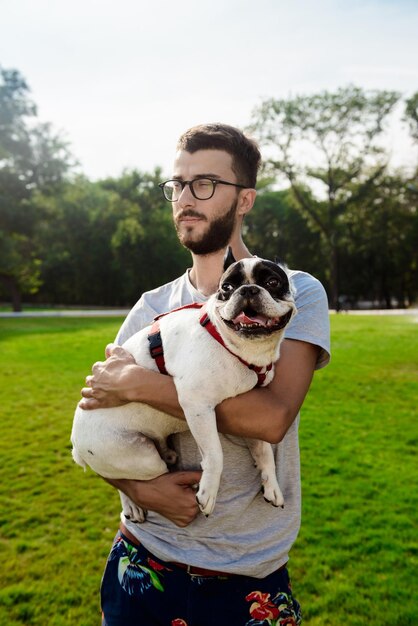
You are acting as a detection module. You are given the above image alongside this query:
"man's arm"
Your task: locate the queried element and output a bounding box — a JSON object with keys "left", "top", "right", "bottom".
{"left": 216, "top": 338, "right": 319, "bottom": 442}
{"left": 79, "top": 338, "right": 319, "bottom": 443}
{"left": 79, "top": 338, "right": 319, "bottom": 526}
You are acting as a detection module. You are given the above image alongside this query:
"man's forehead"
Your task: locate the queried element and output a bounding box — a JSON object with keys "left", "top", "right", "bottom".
{"left": 172, "top": 149, "right": 234, "bottom": 178}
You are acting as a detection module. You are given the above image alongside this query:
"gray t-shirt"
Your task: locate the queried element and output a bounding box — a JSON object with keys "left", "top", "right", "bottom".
{"left": 116, "top": 268, "right": 330, "bottom": 578}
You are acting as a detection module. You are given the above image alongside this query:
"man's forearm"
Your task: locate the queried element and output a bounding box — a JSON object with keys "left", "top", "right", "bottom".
{"left": 81, "top": 340, "right": 318, "bottom": 443}
{"left": 134, "top": 339, "right": 319, "bottom": 444}
{"left": 128, "top": 367, "right": 185, "bottom": 419}
{"left": 133, "top": 367, "right": 295, "bottom": 444}
{"left": 216, "top": 389, "right": 295, "bottom": 443}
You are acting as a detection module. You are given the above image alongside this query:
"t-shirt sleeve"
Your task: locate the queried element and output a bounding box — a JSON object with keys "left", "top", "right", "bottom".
{"left": 114, "top": 271, "right": 198, "bottom": 346}
{"left": 284, "top": 271, "right": 331, "bottom": 370}
{"left": 115, "top": 296, "right": 157, "bottom": 345}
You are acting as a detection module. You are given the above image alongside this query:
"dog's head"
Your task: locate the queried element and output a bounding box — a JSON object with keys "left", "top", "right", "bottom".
{"left": 212, "top": 252, "right": 296, "bottom": 347}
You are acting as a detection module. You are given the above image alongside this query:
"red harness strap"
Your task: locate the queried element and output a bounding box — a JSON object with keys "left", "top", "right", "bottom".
{"left": 198, "top": 307, "right": 273, "bottom": 386}
{"left": 147, "top": 303, "right": 205, "bottom": 376}
{"left": 147, "top": 321, "right": 169, "bottom": 375}
{"left": 147, "top": 303, "right": 273, "bottom": 387}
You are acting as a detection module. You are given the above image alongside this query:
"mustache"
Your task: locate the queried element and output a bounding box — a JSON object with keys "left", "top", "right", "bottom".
{"left": 176, "top": 210, "right": 207, "bottom": 220}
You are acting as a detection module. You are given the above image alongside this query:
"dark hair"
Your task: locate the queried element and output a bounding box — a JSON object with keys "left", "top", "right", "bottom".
{"left": 177, "top": 123, "right": 261, "bottom": 188}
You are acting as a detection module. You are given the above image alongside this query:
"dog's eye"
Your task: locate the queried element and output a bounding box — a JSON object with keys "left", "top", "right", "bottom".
{"left": 221, "top": 282, "right": 234, "bottom": 292}
{"left": 265, "top": 277, "right": 279, "bottom": 288}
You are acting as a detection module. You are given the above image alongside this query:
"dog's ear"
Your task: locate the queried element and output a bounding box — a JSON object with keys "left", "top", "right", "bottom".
{"left": 223, "top": 246, "right": 236, "bottom": 271}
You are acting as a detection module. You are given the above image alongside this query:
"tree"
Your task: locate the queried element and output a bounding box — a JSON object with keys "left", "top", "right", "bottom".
{"left": 0, "top": 67, "right": 36, "bottom": 162}
{"left": 32, "top": 170, "right": 190, "bottom": 307}
{"left": 249, "top": 85, "right": 401, "bottom": 309}
{"left": 244, "top": 185, "right": 326, "bottom": 284}
{"left": 0, "top": 67, "right": 73, "bottom": 310}
{"left": 339, "top": 172, "right": 418, "bottom": 307}
{"left": 404, "top": 92, "right": 418, "bottom": 143}
{"left": 100, "top": 169, "right": 190, "bottom": 299}
{"left": 33, "top": 177, "right": 137, "bottom": 306}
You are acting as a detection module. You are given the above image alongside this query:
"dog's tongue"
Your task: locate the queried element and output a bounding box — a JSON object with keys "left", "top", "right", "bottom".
{"left": 232, "top": 312, "right": 269, "bottom": 326}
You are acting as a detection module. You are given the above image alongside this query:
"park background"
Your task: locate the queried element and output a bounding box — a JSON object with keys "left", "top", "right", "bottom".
{"left": 1, "top": 1, "right": 417, "bottom": 625}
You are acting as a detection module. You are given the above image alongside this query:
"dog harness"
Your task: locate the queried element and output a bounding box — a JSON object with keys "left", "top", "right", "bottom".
{"left": 147, "top": 303, "right": 273, "bottom": 387}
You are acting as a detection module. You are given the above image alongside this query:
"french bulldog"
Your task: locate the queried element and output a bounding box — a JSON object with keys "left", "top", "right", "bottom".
{"left": 71, "top": 252, "right": 297, "bottom": 520}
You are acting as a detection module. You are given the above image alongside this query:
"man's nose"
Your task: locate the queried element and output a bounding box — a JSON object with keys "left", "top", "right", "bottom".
{"left": 177, "top": 182, "right": 195, "bottom": 206}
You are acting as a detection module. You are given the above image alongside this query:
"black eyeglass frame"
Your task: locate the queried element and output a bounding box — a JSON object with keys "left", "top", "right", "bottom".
{"left": 158, "top": 178, "right": 247, "bottom": 202}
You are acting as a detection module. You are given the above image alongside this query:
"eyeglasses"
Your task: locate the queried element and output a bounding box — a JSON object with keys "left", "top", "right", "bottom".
{"left": 158, "top": 178, "right": 247, "bottom": 202}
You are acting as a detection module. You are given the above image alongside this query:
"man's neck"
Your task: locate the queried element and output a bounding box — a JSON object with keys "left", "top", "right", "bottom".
{"left": 189, "top": 241, "right": 253, "bottom": 297}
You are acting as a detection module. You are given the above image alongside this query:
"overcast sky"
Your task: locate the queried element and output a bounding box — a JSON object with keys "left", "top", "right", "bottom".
{"left": 1, "top": 0, "right": 417, "bottom": 179}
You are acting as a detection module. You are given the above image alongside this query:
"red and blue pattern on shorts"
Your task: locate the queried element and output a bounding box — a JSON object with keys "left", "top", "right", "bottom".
{"left": 100, "top": 532, "right": 302, "bottom": 626}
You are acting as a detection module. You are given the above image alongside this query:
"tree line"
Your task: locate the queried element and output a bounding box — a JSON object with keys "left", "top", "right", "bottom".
{"left": 1, "top": 67, "right": 417, "bottom": 311}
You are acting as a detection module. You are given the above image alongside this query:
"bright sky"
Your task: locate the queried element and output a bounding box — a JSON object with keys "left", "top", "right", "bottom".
{"left": 1, "top": 0, "right": 417, "bottom": 179}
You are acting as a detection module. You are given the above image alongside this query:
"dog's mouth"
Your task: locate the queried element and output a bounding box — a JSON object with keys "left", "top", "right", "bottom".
{"left": 223, "top": 307, "right": 293, "bottom": 335}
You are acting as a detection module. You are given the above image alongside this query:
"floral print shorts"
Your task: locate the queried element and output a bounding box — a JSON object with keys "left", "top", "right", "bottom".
{"left": 101, "top": 531, "right": 302, "bottom": 626}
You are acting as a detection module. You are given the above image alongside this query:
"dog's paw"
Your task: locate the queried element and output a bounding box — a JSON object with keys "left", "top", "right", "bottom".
{"left": 124, "top": 507, "right": 147, "bottom": 523}
{"left": 196, "top": 488, "right": 217, "bottom": 517}
{"left": 195, "top": 472, "right": 221, "bottom": 516}
{"left": 261, "top": 476, "right": 284, "bottom": 509}
{"left": 121, "top": 495, "right": 147, "bottom": 523}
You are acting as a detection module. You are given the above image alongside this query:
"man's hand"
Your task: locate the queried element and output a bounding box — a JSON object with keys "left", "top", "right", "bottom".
{"left": 106, "top": 471, "right": 203, "bottom": 527}
{"left": 79, "top": 343, "right": 141, "bottom": 410}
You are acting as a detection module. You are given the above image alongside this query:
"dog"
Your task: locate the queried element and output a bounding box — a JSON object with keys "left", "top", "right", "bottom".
{"left": 71, "top": 251, "right": 297, "bottom": 521}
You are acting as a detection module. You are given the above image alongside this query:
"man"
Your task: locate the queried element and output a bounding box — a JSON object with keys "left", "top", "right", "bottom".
{"left": 80, "top": 123, "right": 330, "bottom": 626}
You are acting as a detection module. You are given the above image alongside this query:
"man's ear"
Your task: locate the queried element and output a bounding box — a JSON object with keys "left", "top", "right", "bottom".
{"left": 223, "top": 246, "right": 236, "bottom": 271}
{"left": 237, "top": 188, "right": 257, "bottom": 217}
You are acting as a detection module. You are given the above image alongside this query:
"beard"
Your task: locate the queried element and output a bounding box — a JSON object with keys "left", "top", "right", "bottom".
{"left": 175, "top": 199, "right": 238, "bottom": 255}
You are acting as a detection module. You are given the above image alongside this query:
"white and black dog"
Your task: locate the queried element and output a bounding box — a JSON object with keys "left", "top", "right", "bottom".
{"left": 71, "top": 252, "right": 297, "bottom": 521}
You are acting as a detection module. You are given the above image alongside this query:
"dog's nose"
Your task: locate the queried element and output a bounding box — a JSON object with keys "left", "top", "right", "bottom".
{"left": 240, "top": 285, "right": 260, "bottom": 297}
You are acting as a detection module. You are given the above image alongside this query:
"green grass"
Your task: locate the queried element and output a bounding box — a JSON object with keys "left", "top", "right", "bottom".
{"left": 295, "top": 314, "right": 418, "bottom": 625}
{"left": 0, "top": 314, "right": 417, "bottom": 625}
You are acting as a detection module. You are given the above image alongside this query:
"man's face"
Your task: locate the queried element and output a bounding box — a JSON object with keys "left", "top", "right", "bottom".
{"left": 171, "top": 149, "right": 241, "bottom": 255}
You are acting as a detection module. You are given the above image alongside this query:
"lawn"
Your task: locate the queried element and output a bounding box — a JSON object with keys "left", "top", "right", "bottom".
{"left": 0, "top": 314, "right": 417, "bottom": 625}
